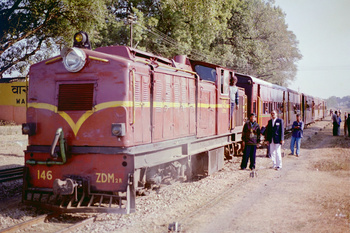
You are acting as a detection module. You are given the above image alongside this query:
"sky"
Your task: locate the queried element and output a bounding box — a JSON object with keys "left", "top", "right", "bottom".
{"left": 274, "top": 0, "right": 350, "bottom": 99}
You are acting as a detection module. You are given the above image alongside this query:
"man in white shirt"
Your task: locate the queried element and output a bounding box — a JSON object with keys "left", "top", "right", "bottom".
{"left": 266, "top": 110, "right": 285, "bottom": 170}
{"left": 229, "top": 76, "right": 239, "bottom": 129}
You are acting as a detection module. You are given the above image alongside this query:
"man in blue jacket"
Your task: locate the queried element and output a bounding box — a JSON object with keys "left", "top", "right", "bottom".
{"left": 266, "top": 110, "right": 284, "bottom": 170}
{"left": 290, "top": 114, "right": 304, "bottom": 157}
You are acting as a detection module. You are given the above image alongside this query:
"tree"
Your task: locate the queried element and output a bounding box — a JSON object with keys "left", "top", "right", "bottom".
{"left": 214, "top": 0, "right": 302, "bottom": 86}
{"left": 96, "top": 0, "right": 235, "bottom": 60}
{"left": 1, "top": 0, "right": 302, "bottom": 87}
{"left": 0, "top": 0, "right": 108, "bottom": 78}
{"left": 100, "top": 0, "right": 301, "bottom": 86}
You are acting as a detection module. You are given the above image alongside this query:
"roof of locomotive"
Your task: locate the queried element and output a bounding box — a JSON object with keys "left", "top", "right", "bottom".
{"left": 95, "top": 46, "right": 196, "bottom": 73}
{"left": 95, "top": 46, "right": 173, "bottom": 65}
{"left": 235, "top": 73, "right": 287, "bottom": 91}
{"left": 29, "top": 45, "right": 196, "bottom": 76}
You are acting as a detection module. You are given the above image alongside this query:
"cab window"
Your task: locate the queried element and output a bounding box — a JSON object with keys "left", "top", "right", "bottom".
{"left": 195, "top": 65, "right": 216, "bottom": 82}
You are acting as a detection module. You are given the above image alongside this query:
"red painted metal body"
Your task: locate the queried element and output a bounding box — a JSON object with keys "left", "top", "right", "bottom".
{"left": 25, "top": 152, "right": 133, "bottom": 192}
{"left": 23, "top": 45, "right": 246, "bottom": 213}
{"left": 236, "top": 73, "right": 326, "bottom": 130}
{"left": 23, "top": 44, "right": 324, "bottom": 214}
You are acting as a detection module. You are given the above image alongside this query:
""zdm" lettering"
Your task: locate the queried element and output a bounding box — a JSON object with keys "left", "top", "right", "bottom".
{"left": 96, "top": 173, "right": 122, "bottom": 183}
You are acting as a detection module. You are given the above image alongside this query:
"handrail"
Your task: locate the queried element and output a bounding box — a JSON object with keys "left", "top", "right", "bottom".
{"left": 26, "top": 128, "right": 67, "bottom": 165}
{"left": 131, "top": 69, "right": 136, "bottom": 125}
{"left": 134, "top": 59, "right": 197, "bottom": 76}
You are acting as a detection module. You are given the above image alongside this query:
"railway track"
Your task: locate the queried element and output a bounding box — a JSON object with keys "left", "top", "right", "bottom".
{"left": 0, "top": 213, "right": 106, "bottom": 233}
{"left": 0, "top": 166, "right": 24, "bottom": 183}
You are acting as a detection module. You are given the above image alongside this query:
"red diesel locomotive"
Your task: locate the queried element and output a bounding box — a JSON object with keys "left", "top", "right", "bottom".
{"left": 22, "top": 32, "right": 246, "bottom": 214}
{"left": 22, "top": 32, "right": 325, "bottom": 214}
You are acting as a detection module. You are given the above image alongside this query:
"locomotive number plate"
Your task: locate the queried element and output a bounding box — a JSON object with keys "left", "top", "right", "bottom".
{"left": 95, "top": 173, "right": 123, "bottom": 184}
{"left": 37, "top": 170, "right": 53, "bottom": 180}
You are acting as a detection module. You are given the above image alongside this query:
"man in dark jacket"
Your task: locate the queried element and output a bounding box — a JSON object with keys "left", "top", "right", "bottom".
{"left": 241, "top": 113, "right": 261, "bottom": 170}
{"left": 266, "top": 110, "right": 284, "bottom": 170}
{"left": 332, "top": 110, "right": 340, "bottom": 136}
{"left": 347, "top": 113, "right": 350, "bottom": 138}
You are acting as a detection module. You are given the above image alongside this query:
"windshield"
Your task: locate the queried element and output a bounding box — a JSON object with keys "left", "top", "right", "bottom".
{"left": 195, "top": 65, "right": 216, "bottom": 82}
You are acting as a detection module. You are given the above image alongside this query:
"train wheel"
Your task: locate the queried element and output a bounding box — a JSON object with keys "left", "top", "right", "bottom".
{"left": 225, "top": 144, "right": 236, "bottom": 160}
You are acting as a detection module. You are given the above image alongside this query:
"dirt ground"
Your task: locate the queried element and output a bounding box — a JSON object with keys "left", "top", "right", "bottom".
{"left": 183, "top": 120, "right": 350, "bottom": 233}
{"left": 0, "top": 126, "right": 27, "bottom": 169}
{"left": 78, "top": 118, "right": 349, "bottom": 233}
{"left": 0, "top": 119, "right": 349, "bottom": 233}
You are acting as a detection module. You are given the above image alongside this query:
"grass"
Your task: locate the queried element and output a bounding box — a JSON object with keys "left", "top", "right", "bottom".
{"left": 0, "top": 120, "right": 17, "bottom": 126}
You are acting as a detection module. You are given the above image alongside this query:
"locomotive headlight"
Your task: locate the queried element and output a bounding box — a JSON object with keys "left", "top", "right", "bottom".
{"left": 22, "top": 123, "right": 36, "bottom": 136}
{"left": 74, "top": 33, "right": 85, "bottom": 43}
{"left": 73, "top": 31, "right": 91, "bottom": 49}
{"left": 111, "top": 123, "right": 126, "bottom": 137}
{"left": 61, "top": 47, "right": 86, "bottom": 72}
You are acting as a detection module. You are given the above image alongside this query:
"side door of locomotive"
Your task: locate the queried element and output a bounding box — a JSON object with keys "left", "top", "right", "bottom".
{"left": 133, "top": 69, "right": 152, "bottom": 144}
{"left": 195, "top": 64, "right": 217, "bottom": 137}
{"left": 216, "top": 69, "right": 231, "bottom": 133}
{"left": 151, "top": 71, "right": 174, "bottom": 142}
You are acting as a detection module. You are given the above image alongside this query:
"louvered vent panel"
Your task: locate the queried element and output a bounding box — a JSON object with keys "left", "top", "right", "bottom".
{"left": 174, "top": 78, "right": 180, "bottom": 102}
{"left": 181, "top": 79, "right": 187, "bottom": 103}
{"left": 165, "top": 76, "right": 171, "bottom": 102}
{"left": 58, "top": 84, "right": 94, "bottom": 111}
{"left": 142, "top": 77, "right": 149, "bottom": 102}
{"left": 135, "top": 78, "right": 141, "bottom": 102}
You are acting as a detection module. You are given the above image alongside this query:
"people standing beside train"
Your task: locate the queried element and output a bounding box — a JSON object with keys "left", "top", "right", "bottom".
{"left": 332, "top": 111, "right": 338, "bottom": 136}
{"left": 347, "top": 113, "right": 350, "bottom": 138}
{"left": 332, "top": 111, "right": 341, "bottom": 136}
{"left": 266, "top": 110, "right": 284, "bottom": 170}
{"left": 290, "top": 114, "right": 304, "bottom": 157}
{"left": 229, "top": 75, "right": 239, "bottom": 129}
{"left": 344, "top": 112, "right": 348, "bottom": 137}
{"left": 240, "top": 113, "right": 261, "bottom": 170}
{"left": 337, "top": 111, "right": 342, "bottom": 136}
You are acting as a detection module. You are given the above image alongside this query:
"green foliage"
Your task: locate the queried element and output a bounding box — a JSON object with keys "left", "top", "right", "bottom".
{"left": 217, "top": 0, "right": 302, "bottom": 85}
{"left": 0, "top": 0, "right": 108, "bottom": 77}
{"left": 101, "top": 0, "right": 301, "bottom": 86}
{"left": 326, "top": 96, "right": 350, "bottom": 110}
{"left": 1, "top": 0, "right": 302, "bottom": 87}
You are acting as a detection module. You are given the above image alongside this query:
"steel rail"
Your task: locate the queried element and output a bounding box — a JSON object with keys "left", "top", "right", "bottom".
{"left": 0, "top": 214, "right": 54, "bottom": 233}
{"left": 0, "top": 212, "right": 105, "bottom": 233}
{"left": 0, "top": 166, "right": 24, "bottom": 183}
{"left": 55, "top": 213, "right": 107, "bottom": 233}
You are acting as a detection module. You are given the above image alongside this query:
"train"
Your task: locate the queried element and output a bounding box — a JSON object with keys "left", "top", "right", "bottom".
{"left": 235, "top": 73, "right": 326, "bottom": 129}
{"left": 22, "top": 32, "right": 326, "bottom": 214}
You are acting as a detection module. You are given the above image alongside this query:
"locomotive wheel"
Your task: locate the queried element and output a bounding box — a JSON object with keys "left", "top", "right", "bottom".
{"left": 224, "top": 144, "right": 234, "bottom": 160}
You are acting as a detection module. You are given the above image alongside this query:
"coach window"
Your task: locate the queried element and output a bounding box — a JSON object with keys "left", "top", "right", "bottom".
{"left": 220, "top": 69, "right": 229, "bottom": 95}
{"left": 195, "top": 65, "right": 216, "bottom": 82}
{"left": 263, "top": 103, "right": 268, "bottom": 114}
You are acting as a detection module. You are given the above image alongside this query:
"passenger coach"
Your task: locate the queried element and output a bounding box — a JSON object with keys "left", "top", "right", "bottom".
{"left": 236, "top": 73, "right": 325, "bottom": 129}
